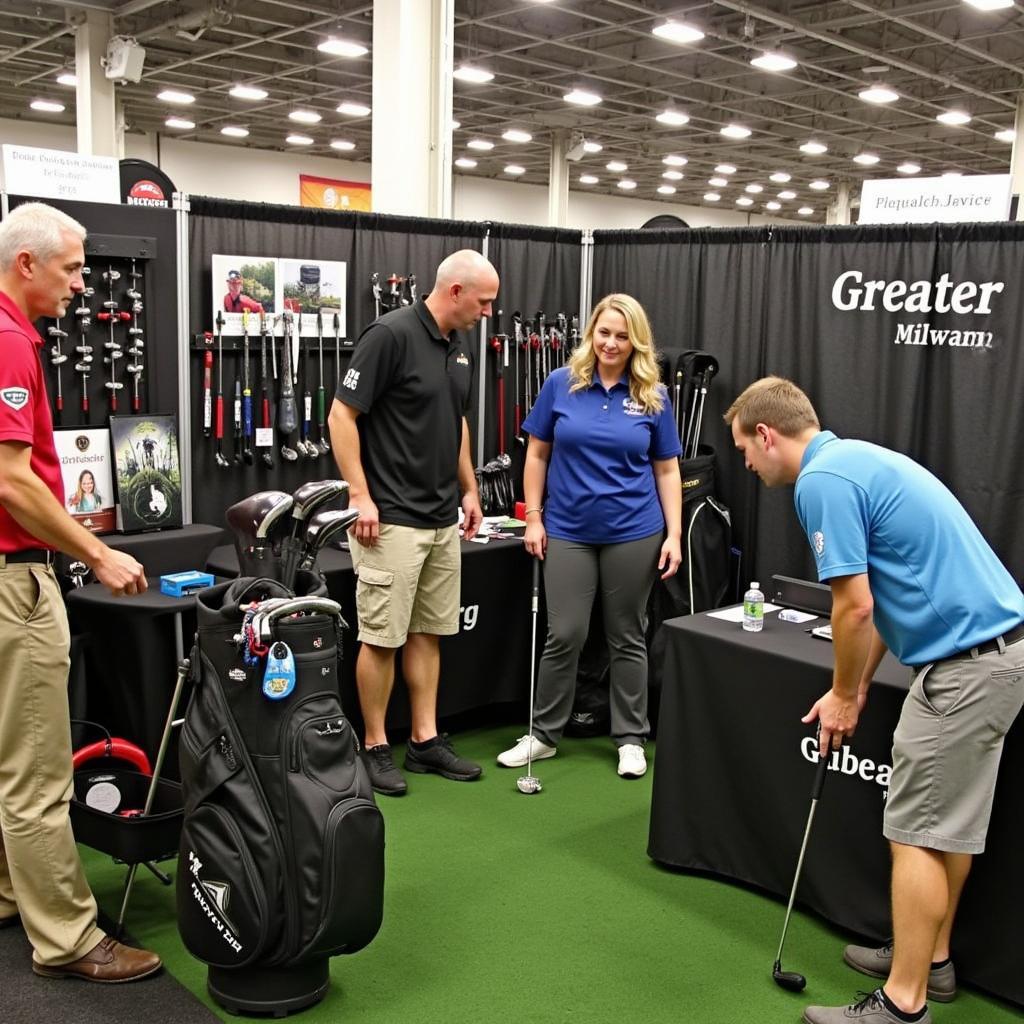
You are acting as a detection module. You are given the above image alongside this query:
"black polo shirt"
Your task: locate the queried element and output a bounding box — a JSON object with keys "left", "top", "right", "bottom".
{"left": 337, "top": 298, "right": 474, "bottom": 528}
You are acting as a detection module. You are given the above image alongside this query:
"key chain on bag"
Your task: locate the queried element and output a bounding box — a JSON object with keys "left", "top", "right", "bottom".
{"left": 262, "top": 641, "right": 296, "bottom": 700}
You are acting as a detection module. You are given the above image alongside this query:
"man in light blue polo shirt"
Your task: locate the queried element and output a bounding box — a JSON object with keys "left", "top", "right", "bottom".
{"left": 725, "top": 377, "right": 1024, "bottom": 1024}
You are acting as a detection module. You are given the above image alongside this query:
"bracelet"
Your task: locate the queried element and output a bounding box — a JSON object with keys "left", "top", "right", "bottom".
{"left": 525, "top": 506, "right": 543, "bottom": 516}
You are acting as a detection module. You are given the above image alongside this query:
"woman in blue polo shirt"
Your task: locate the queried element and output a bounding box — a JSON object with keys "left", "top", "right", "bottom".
{"left": 497, "top": 293, "right": 682, "bottom": 779}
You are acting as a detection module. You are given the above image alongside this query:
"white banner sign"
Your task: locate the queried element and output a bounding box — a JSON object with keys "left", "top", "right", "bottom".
{"left": 1, "top": 145, "right": 120, "bottom": 204}
{"left": 859, "top": 174, "right": 1012, "bottom": 225}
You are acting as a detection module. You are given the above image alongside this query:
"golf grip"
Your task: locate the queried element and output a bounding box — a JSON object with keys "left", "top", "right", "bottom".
{"left": 812, "top": 738, "right": 830, "bottom": 798}
{"left": 279, "top": 374, "right": 298, "bottom": 434}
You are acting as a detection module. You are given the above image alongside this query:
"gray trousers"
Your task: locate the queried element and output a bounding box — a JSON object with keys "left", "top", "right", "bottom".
{"left": 532, "top": 531, "right": 664, "bottom": 747}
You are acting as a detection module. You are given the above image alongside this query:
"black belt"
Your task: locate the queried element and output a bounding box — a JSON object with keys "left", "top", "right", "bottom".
{"left": 2, "top": 548, "right": 54, "bottom": 565}
{"left": 923, "top": 621, "right": 1024, "bottom": 671}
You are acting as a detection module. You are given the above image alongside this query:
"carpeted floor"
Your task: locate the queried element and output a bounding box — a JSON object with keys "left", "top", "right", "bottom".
{"left": 46, "top": 726, "right": 1024, "bottom": 1024}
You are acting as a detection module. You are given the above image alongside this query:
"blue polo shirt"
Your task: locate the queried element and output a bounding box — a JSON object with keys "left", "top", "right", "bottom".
{"left": 522, "top": 366, "right": 681, "bottom": 545}
{"left": 795, "top": 431, "right": 1024, "bottom": 666}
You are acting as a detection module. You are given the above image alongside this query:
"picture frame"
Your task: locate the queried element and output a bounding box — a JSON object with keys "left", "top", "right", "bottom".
{"left": 53, "top": 426, "right": 116, "bottom": 534}
{"left": 108, "top": 414, "right": 182, "bottom": 532}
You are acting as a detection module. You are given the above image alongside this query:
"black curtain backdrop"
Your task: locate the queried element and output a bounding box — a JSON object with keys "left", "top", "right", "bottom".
{"left": 187, "top": 197, "right": 485, "bottom": 526}
{"left": 593, "top": 223, "right": 1024, "bottom": 588}
{"left": 483, "top": 221, "right": 582, "bottom": 461}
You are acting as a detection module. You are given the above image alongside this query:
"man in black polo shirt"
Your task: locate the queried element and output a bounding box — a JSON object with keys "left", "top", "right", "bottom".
{"left": 328, "top": 249, "right": 496, "bottom": 795}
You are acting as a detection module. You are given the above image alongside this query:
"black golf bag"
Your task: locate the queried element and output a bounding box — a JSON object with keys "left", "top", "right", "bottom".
{"left": 177, "top": 574, "right": 384, "bottom": 1016}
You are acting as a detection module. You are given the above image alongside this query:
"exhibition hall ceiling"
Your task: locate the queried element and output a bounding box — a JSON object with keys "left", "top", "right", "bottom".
{"left": 1, "top": 1, "right": 1022, "bottom": 220}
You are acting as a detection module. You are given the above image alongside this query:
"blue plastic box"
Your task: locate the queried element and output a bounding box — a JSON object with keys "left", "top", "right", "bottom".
{"left": 159, "top": 570, "right": 215, "bottom": 598}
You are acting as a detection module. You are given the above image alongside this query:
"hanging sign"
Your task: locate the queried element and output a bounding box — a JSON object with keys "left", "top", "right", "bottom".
{"left": 859, "top": 174, "right": 1011, "bottom": 225}
{"left": 1, "top": 145, "right": 120, "bottom": 204}
{"left": 299, "top": 174, "right": 371, "bottom": 212}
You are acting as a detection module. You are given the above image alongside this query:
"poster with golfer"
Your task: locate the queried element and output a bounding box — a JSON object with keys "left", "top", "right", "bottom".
{"left": 212, "top": 253, "right": 276, "bottom": 336}
{"left": 109, "top": 414, "right": 182, "bottom": 532}
{"left": 53, "top": 426, "right": 116, "bottom": 534}
{"left": 278, "top": 257, "right": 346, "bottom": 339}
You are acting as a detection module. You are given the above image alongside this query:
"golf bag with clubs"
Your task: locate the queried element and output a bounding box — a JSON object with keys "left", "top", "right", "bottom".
{"left": 176, "top": 573, "right": 385, "bottom": 1015}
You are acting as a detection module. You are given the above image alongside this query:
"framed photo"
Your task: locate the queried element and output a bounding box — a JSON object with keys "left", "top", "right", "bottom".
{"left": 108, "top": 414, "right": 182, "bottom": 532}
{"left": 53, "top": 426, "right": 116, "bottom": 534}
{"left": 279, "top": 257, "right": 346, "bottom": 338}
{"left": 212, "top": 253, "right": 276, "bottom": 335}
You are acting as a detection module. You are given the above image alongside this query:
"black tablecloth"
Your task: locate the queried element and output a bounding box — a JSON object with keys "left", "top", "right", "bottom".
{"left": 649, "top": 609, "right": 1023, "bottom": 1008}
{"left": 207, "top": 536, "right": 533, "bottom": 731}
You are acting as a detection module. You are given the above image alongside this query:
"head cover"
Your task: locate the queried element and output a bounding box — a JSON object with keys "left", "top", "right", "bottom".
{"left": 227, "top": 269, "right": 242, "bottom": 281}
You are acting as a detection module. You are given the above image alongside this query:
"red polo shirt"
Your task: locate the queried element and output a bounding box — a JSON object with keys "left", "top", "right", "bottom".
{"left": 0, "top": 290, "right": 62, "bottom": 553}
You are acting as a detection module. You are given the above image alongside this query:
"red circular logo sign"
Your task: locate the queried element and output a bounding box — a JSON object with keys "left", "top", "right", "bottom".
{"left": 129, "top": 179, "right": 165, "bottom": 200}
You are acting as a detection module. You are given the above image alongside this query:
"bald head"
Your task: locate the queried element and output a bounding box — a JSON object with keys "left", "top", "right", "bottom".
{"left": 426, "top": 249, "right": 500, "bottom": 335}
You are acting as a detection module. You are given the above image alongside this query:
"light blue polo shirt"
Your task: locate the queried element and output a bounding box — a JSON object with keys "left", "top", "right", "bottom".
{"left": 522, "top": 366, "right": 682, "bottom": 545}
{"left": 795, "top": 431, "right": 1024, "bottom": 666}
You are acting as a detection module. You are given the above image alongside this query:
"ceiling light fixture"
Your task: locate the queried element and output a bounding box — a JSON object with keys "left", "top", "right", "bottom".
{"left": 800, "top": 140, "right": 828, "bottom": 155}
{"left": 330, "top": 139, "right": 356, "bottom": 151}
{"left": 798, "top": 207, "right": 814, "bottom": 216}
{"left": 467, "top": 138, "right": 494, "bottom": 150}
{"left": 853, "top": 152, "right": 880, "bottom": 165}
{"left": 709, "top": 177, "right": 729, "bottom": 188}
{"left": 809, "top": 179, "right": 830, "bottom": 190}
{"left": 942, "top": 170, "right": 963, "bottom": 177}
{"left": 721, "top": 124, "right": 752, "bottom": 139}
{"left": 286, "top": 134, "right": 314, "bottom": 145}
{"left": 231, "top": 84, "right": 268, "bottom": 101}
{"left": 504, "top": 164, "right": 526, "bottom": 175}
{"left": 656, "top": 108, "right": 690, "bottom": 126}
{"left": 503, "top": 129, "right": 532, "bottom": 143}
{"left": 995, "top": 129, "right": 1015, "bottom": 143}
{"left": 221, "top": 125, "right": 249, "bottom": 138}
{"left": 663, "top": 154, "right": 687, "bottom": 167}
{"left": 564, "top": 87, "right": 602, "bottom": 106}
{"left": 964, "top": 0, "right": 1014, "bottom": 9}
{"left": 765, "top": 201, "right": 782, "bottom": 210}
{"left": 56, "top": 72, "right": 77, "bottom": 87}
{"left": 897, "top": 162, "right": 921, "bottom": 174}
{"left": 751, "top": 51, "right": 797, "bottom": 72}
{"left": 289, "top": 109, "right": 321, "bottom": 124}
{"left": 455, "top": 157, "right": 478, "bottom": 168}
{"left": 30, "top": 99, "right": 64, "bottom": 113}
{"left": 337, "top": 101, "right": 371, "bottom": 117}
{"left": 657, "top": 185, "right": 677, "bottom": 195}
{"left": 617, "top": 179, "right": 637, "bottom": 190}
{"left": 715, "top": 163, "right": 736, "bottom": 174}
{"left": 165, "top": 117, "right": 195, "bottom": 130}
{"left": 936, "top": 109, "right": 971, "bottom": 126}
{"left": 778, "top": 190, "right": 797, "bottom": 199}
{"left": 317, "top": 36, "right": 368, "bottom": 58}
{"left": 451, "top": 120, "right": 461, "bottom": 131}
{"left": 583, "top": 141, "right": 603, "bottom": 154}
{"left": 454, "top": 65, "right": 494, "bottom": 84}
{"left": 859, "top": 84, "right": 898, "bottom": 104}
{"left": 157, "top": 89, "right": 195, "bottom": 105}
{"left": 662, "top": 170, "right": 684, "bottom": 180}
{"left": 652, "top": 20, "right": 705, "bottom": 44}
{"left": 704, "top": 192, "right": 721, "bottom": 202}
{"left": 769, "top": 172, "right": 791, "bottom": 183}
{"left": 745, "top": 183, "right": 763, "bottom": 193}
{"left": 736, "top": 196, "right": 754, "bottom": 206}
{"left": 606, "top": 160, "right": 628, "bottom": 172}
{"left": 579, "top": 174, "right": 599, "bottom": 184}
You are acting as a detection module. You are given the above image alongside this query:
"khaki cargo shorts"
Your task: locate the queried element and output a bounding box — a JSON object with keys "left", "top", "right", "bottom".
{"left": 349, "top": 523, "right": 461, "bottom": 648}
{"left": 884, "top": 635, "right": 1024, "bottom": 854}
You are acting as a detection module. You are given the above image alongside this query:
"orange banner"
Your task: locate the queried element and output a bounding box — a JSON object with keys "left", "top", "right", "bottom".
{"left": 299, "top": 174, "right": 371, "bottom": 212}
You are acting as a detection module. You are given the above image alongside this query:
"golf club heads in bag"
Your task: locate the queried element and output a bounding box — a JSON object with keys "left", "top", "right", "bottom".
{"left": 225, "top": 490, "right": 294, "bottom": 580}
{"left": 280, "top": 480, "right": 351, "bottom": 589}
{"left": 295, "top": 507, "right": 361, "bottom": 577}
{"left": 177, "top": 572, "right": 384, "bottom": 1015}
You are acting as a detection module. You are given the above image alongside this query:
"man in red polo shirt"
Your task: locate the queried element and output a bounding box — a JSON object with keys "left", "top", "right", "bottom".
{"left": 0, "top": 202, "right": 161, "bottom": 982}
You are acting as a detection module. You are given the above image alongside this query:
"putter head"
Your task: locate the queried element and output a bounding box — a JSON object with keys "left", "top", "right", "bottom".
{"left": 516, "top": 776, "right": 542, "bottom": 795}
{"left": 291, "top": 479, "right": 350, "bottom": 523}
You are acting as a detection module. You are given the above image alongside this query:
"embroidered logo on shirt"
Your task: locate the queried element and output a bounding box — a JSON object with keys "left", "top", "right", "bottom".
{"left": 812, "top": 530, "right": 825, "bottom": 557}
{"left": 342, "top": 368, "right": 360, "bottom": 390}
{"left": 622, "top": 397, "right": 644, "bottom": 416}
{"left": 456, "top": 354, "right": 469, "bottom": 366}
{"left": 1, "top": 387, "right": 29, "bottom": 411}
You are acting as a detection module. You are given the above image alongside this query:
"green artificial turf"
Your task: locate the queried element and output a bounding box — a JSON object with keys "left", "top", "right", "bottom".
{"left": 82, "top": 727, "right": 1019, "bottom": 1024}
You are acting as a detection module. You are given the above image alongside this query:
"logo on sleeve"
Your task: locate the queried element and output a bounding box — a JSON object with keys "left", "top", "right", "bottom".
{"left": 812, "top": 530, "right": 826, "bottom": 557}
{"left": 1, "top": 387, "right": 29, "bottom": 411}
{"left": 342, "top": 369, "right": 360, "bottom": 390}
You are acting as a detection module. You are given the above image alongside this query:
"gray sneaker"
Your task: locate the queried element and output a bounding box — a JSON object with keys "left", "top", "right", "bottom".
{"left": 803, "top": 989, "right": 932, "bottom": 1024}
{"left": 844, "top": 941, "right": 957, "bottom": 1003}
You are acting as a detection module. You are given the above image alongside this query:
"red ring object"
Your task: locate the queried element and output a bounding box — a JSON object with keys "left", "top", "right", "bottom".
{"left": 72, "top": 738, "right": 151, "bottom": 776}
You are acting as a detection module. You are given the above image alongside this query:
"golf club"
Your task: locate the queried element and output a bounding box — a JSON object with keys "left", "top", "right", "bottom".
{"left": 226, "top": 491, "right": 294, "bottom": 579}
{"left": 517, "top": 557, "right": 543, "bottom": 795}
{"left": 280, "top": 480, "right": 350, "bottom": 589}
{"left": 772, "top": 729, "right": 831, "bottom": 992}
{"left": 291, "top": 507, "right": 361, "bottom": 587}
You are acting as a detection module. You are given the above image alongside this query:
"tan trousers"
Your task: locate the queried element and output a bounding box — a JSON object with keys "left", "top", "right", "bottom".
{"left": 0, "top": 559, "right": 103, "bottom": 965}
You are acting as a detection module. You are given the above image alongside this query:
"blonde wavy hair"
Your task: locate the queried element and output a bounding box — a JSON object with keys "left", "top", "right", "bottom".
{"left": 566, "top": 293, "right": 664, "bottom": 413}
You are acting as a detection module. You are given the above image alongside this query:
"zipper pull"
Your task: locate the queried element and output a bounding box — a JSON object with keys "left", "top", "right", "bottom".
{"left": 218, "top": 734, "right": 237, "bottom": 771}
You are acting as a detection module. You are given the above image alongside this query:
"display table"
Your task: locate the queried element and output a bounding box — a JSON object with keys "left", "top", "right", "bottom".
{"left": 649, "top": 609, "right": 1023, "bottom": 1008}
{"left": 207, "top": 536, "right": 533, "bottom": 731}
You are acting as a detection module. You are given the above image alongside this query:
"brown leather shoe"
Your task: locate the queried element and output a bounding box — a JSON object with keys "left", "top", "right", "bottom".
{"left": 33, "top": 935, "right": 162, "bottom": 983}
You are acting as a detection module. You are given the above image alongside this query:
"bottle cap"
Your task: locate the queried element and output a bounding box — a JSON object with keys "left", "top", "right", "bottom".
{"left": 751, "top": 581, "right": 760, "bottom": 589}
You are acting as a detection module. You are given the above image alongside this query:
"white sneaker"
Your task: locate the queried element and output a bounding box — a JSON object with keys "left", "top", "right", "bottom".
{"left": 617, "top": 744, "right": 647, "bottom": 778}
{"left": 496, "top": 735, "right": 557, "bottom": 768}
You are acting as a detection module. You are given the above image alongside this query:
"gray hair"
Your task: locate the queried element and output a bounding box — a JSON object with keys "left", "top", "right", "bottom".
{"left": 0, "top": 202, "right": 87, "bottom": 271}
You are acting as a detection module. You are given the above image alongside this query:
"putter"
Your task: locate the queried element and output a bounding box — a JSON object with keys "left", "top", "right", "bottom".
{"left": 772, "top": 728, "right": 831, "bottom": 992}
{"left": 517, "top": 558, "right": 543, "bottom": 795}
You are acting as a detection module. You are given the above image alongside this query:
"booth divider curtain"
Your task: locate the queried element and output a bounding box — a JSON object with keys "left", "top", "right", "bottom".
{"left": 593, "top": 223, "right": 1024, "bottom": 586}
{"left": 187, "top": 197, "right": 484, "bottom": 526}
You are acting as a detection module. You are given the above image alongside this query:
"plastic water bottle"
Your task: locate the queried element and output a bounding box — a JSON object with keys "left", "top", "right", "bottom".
{"left": 743, "top": 581, "right": 765, "bottom": 632}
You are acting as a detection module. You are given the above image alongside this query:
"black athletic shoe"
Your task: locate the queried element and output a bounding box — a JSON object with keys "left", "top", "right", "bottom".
{"left": 404, "top": 734, "right": 482, "bottom": 781}
{"left": 362, "top": 743, "right": 408, "bottom": 796}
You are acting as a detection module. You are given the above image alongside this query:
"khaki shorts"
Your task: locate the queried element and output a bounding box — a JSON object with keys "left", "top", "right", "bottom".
{"left": 883, "top": 634, "right": 1024, "bottom": 854}
{"left": 350, "top": 523, "right": 461, "bottom": 648}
